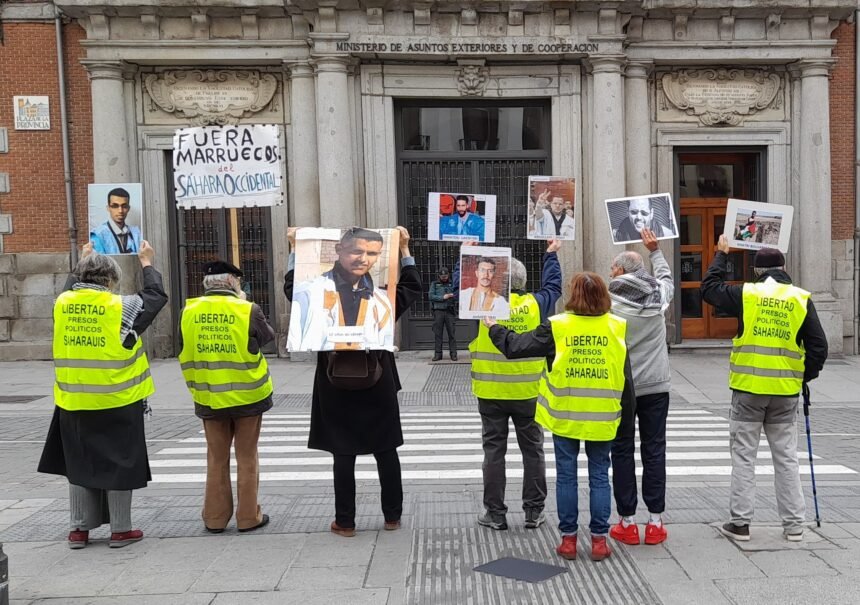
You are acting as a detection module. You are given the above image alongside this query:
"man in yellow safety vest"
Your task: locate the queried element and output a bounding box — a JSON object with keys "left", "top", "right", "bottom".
{"left": 702, "top": 237, "right": 828, "bottom": 543}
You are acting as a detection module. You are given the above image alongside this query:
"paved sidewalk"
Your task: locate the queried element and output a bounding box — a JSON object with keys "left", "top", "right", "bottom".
{"left": 1, "top": 352, "right": 859, "bottom": 603}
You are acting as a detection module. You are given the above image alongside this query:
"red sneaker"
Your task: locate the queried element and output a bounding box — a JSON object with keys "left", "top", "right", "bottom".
{"left": 644, "top": 522, "right": 668, "bottom": 545}
{"left": 109, "top": 529, "right": 143, "bottom": 548}
{"left": 68, "top": 530, "right": 88, "bottom": 550}
{"left": 591, "top": 536, "right": 612, "bottom": 561}
{"left": 610, "top": 522, "right": 640, "bottom": 545}
{"left": 556, "top": 535, "right": 577, "bottom": 560}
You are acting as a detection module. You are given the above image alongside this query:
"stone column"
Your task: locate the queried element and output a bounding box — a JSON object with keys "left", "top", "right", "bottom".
{"left": 82, "top": 61, "right": 131, "bottom": 182}
{"left": 588, "top": 56, "right": 627, "bottom": 273}
{"left": 796, "top": 59, "right": 843, "bottom": 353}
{"left": 624, "top": 62, "right": 652, "bottom": 196}
{"left": 313, "top": 56, "right": 357, "bottom": 227}
{"left": 286, "top": 61, "right": 321, "bottom": 227}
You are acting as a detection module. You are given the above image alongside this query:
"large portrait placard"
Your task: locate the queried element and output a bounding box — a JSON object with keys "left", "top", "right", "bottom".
{"left": 605, "top": 193, "right": 678, "bottom": 245}
{"left": 288, "top": 227, "right": 400, "bottom": 352}
{"left": 724, "top": 199, "right": 793, "bottom": 253}
{"left": 527, "top": 176, "right": 576, "bottom": 240}
{"left": 427, "top": 192, "right": 496, "bottom": 243}
{"left": 87, "top": 183, "right": 144, "bottom": 255}
{"left": 458, "top": 246, "right": 512, "bottom": 321}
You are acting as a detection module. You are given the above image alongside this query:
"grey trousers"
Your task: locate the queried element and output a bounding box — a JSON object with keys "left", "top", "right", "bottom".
{"left": 69, "top": 484, "right": 133, "bottom": 533}
{"left": 478, "top": 398, "right": 547, "bottom": 518}
{"left": 729, "top": 391, "right": 805, "bottom": 534}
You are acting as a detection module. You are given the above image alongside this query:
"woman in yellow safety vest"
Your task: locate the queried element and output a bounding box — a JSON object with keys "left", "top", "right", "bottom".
{"left": 485, "top": 272, "right": 635, "bottom": 562}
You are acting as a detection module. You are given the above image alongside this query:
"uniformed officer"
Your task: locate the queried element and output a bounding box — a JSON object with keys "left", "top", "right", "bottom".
{"left": 702, "top": 237, "right": 828, "bottom": 543}
{"left": 179, "top": 260, "right": 275, "bottom": 533}
{"left": 468, "top": 239, "right": 562, "bottom": 532}
{"left": 485, "top": 272, "right": 635, "bottom": 562}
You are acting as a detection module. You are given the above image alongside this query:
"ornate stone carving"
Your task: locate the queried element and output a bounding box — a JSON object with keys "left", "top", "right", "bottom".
{"left": 661, "top": 69, "right": 782, "bottom": 126}
{"left": 456, "top": 65, "right": 489, "bottom": 96}
{"left": 143, "top": 70, "right": 278, "bottom": 125}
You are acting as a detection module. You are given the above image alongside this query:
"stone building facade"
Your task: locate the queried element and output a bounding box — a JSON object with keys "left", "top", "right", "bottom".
{"left": 0, "top": 0, "right": 857, "bottom": 359}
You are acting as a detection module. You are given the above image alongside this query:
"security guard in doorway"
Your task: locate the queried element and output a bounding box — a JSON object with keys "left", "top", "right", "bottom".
{"left": 701, "top": 237, "right": 828, "bottom": 543}
{"left": 179, "top": 260, "right": 275, "bottom": 534}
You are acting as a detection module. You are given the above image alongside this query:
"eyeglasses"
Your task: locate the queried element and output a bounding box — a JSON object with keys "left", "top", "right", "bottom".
{"left": 109, "top": 203, "right": 130, "bottom": 210}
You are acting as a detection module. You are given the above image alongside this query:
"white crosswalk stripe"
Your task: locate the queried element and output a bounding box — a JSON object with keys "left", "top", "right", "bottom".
{"left": 150, "top": 409, "right": 856, "bottom": 484}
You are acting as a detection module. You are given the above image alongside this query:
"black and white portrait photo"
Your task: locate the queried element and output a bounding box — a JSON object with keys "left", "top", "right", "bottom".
{"left": 605, "top": 194, "right": 678, "bottom": 245}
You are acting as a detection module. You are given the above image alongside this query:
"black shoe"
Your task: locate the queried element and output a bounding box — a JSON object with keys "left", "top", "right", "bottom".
{"left": 450, "top": 353, "right": 458, "bottom": 361}
{"left": 239, "top": 514, "right": 270, "bottom": 533}
{"left": 524, "top": 510, "right": 546, "bottom": 529}
{"left": 432, "top": 354, "right": 442, "bottom": 362}
{"left": 477, "top": 512, "right": 508, "bottom": 531}
{"left": 719, "top": 522, "right": 750, "bottom": 542}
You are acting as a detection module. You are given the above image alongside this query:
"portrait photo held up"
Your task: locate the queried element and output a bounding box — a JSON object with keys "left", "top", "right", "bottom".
{"left": 724, "top": 198, "right": 794, "bottom": 253}
{"left": 458, "top": 246, "right": 512, "bottom": 321}
{"left": 287, "top": 227, "right": 400, "bottom": 352}
{"left": 427, "top": 192, "right": 496, "bottom": 243}
{"left": 87, "top": 183, "right": 144, "bottom": 255}
{"left": 606, "top": 193, "right": 679, "bottom": 245}
{"left": 527, "top": 176, "right": 576, "bottom": 240}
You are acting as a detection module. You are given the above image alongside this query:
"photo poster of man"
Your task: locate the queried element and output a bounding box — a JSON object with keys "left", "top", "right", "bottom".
{"left": 426, "top": 192, "right": 496, "bottom": 243}
{"left": 527, "top": 176, "right": 576, "bottom": 240}
{"left": 605, "top": 193, "right": 679, "bottom": 245}
{"left": 724, "top": 198, "right": 794, "bottom": 253}
{"left": 172, "top": 124, "right": 283, "bottom": 209}
{"left": 287, "top": 227, "right": 401, "bottom": 352}
{"left": 87, "top": 183, "right": 144, "bottom": 255}
{"left": 458, "top": 246, "right": 512, "bottom": 321}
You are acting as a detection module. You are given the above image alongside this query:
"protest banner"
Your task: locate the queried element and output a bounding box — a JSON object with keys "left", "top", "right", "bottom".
{"left": 173, "top": 125, "right": 283, "bottom": 209}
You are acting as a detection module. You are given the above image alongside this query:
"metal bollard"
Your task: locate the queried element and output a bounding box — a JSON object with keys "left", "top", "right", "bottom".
{"left": 0, "top": 542, "right": 8, "bottom": 605}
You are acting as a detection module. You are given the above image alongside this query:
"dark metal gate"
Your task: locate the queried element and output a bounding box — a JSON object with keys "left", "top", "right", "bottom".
{"left": 165, "top": 152, "right": 277, "bottom": 355}
{"left": 395, "top": 100, "right": 551, "bottom": 350}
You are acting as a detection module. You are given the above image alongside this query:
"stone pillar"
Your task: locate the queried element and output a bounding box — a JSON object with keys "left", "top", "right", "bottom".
{"left": 313, "top": 56, "right": 357, "bottom": 227}
{"left": 796, "top": 59, "right": 843, "bottom": 353}
{"left": 588, "top": 56, "right": 627, "bottom": 273}
{"left": 286, "top": 61, "right": 321, "bottom": 227}
{"left": 624, "top": 62, "right": 652, "bottom": 196}
{"left": 82, "top": 61, "right": 131, "bottom": 182}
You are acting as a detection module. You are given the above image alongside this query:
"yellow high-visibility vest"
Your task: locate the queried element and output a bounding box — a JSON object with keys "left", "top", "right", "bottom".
{"left": 53, "top": 289, "right": 154, "bottom": 411}
{"left": 179, "top": 295, "right": 273, "bottom": 408}
{"left": 469, "top": 293, "right": 545, "bottom": 399}
{"left": 536, "top": 312, "right": 627, "bottom": 441}
{"left": 729, "top": 280, "right": 809, "bottom": 396}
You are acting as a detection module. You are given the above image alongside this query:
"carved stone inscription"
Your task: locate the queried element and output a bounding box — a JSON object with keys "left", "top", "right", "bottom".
{"left": 144, "top": 70, "right": 278, "bottom": 125}
{"left": 661, "top": 69, "right": 782, "bottom": 126}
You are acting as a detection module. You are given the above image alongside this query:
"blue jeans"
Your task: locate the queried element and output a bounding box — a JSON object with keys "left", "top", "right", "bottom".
{"left": 553, "top": 434, "right": 612, "bottom": 536}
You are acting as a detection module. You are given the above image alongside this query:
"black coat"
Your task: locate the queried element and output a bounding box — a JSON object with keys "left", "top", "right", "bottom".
{"left": 38, "top": 266, "right": 168, "bottom": 490}
{"left": 284, "top": 262, "right": 422, "bottom": 455}
{"left": 700, "top": 251, "right": 828, "bottom": 384}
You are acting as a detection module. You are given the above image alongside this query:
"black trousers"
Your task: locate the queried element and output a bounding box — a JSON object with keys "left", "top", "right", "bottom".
{"left": 432, "top": 309, "right": 457, "bottom": 355}
{"left": 333, "top": 449, "right": 402, "bottom": 528}
{"left": 611, "top": 392, "right": 669, "bottom": 516}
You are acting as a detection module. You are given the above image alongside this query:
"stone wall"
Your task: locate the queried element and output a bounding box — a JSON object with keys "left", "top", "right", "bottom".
{"left": 832, "top": 239, "right": 857, "bottom": 353}
{"left": 0, "top": 252, "right": 70, "bottom": 360}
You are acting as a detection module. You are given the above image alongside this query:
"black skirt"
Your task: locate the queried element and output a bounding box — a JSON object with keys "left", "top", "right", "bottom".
{"left": 38, "top": 401, "right": 151, "bottom": 491}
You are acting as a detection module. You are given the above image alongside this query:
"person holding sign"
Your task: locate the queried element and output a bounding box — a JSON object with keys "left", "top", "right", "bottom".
{"left": 284, "top": 227, "right": 422, "bottom": 537}
{"left": 484, "top": 273, "right": 635, "bottom": 562}
{"left": 38, "top": 241, "right": 167, "bottom": 549}
{"left": 702, "top": 237, "right": 828, "bottom": 543}
{"left": 470, "top": 240, "right": 562, "bottom": 532}
{"left": 179, "top": 260, "right": 275, "bottom": 534}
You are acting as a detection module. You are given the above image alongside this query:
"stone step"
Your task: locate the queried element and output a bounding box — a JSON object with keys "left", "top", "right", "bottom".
{"left": 0, "top": 341, "right": 51, "bottom": 361}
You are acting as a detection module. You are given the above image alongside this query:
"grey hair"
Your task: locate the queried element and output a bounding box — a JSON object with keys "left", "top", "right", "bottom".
{"left": 203, "top": 273, "right": 239, "bottom": 292}
{"left": 76, "top": 253, "right": 121, "bottom": 289}
{"left": 611, "top": 251, "right": 644, "bottom": 275}
{"left": 510, "top": 258, "right": 527, "bottom": 290}
{"left": 753, "top": 266, "right": 783, "bottom": 278}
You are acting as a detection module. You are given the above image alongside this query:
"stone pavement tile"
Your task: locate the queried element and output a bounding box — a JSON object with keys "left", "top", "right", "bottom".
{"left": 100, "top": 569, "right": 202, "bottom": 596}
{"left": 814, "top": 538, "right": 860, "bottom": 574}
{"left": 0, "top": 508, "right": 45, "bottom": 527}
{"left": 190, "top": 534, "right": 306, "bottom": 593}
{"left": 837, "top": 523, "right": 860, "bottom": 538}
{"left": 726, "top": 525, "right": 837, "bottom": 551}
{"left": 616, "top": 541, "right": 674, "bottom": 561}
{"left": 364, "top": 528, "right": 413, "bottom": 605}
{"left": 29, "top": 594, "right": 216, "bottom": 605}
{"left": 748, "top": 550, "right": 838, "bottom": 577}
{"left": 291, "top": 531, "right": 377, "bottom": 568}
{"left": 629, "top": 553, "right": 732, "bottom": 605}
{"left": 124, "top": 536, "right": 228, "bottom": 572}
{"left": 715, "top": 575, "right": 860, "bottom": 605}
{"left": 664, "top": 524, "right": 765, "bottom": 580}
{"left": 9, "top": 499, "right": 54, "bottom": 509}
{"left": 4, "top": 541, "right": 70, "bottom": 579}
{"left": 14, "top": 553, "right": 131, "bottom": 600}
{"left": 212, "top": 588, "right": 389, "bottom": 605}
{"left": 277, "top": 565, "right": 368, "bottom": 591}
{"left": 814, "top": 523, "right": 855, "bottom": 540}
{"left": 0, "top": 499, "right": 20, "bottom": 510}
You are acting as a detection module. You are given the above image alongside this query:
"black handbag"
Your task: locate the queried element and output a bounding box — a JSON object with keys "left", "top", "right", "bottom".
{"left": 326, "top": 350, "right": 383, "bottom": 390}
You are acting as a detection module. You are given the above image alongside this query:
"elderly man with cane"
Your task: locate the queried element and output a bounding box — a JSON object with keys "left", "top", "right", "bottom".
{"left": 702, "top": 237, "right": 828, "bottom": 542}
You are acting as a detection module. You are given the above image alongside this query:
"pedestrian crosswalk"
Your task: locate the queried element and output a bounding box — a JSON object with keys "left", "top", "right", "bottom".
{"left": 149, "top": 409, "right": 857, "bottom": 484}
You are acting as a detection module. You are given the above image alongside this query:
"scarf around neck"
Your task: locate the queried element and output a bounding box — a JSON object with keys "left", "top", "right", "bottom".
{"left": 609, "top": 268, "right": 663, "bottom": 310}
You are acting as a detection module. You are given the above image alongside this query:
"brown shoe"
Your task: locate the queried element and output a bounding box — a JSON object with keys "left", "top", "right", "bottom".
{"left": 384, "top": 520, "right": 401, "bottom": 531}
{"left": 331, "top": 521, "right": 356, "bottom": 537}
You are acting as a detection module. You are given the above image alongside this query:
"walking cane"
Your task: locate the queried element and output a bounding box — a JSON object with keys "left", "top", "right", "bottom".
{"left": 802, "top": 383, "right": 821, "bottom": 527}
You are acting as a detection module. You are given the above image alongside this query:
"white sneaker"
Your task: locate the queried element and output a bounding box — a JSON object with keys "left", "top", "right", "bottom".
{"left": 785, "top": 531, "right": 803, "bottom": 542}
